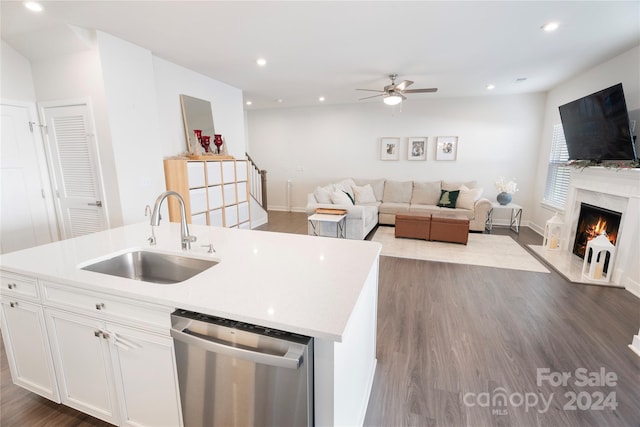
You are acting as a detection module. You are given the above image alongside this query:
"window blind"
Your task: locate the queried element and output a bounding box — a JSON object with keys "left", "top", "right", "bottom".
{"left": 543, "top": 124, "right": 570, "bottom": 209}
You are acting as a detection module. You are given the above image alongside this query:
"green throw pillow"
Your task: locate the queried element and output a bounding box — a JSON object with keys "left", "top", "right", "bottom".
{"left": 437, "top": 190, "right": 459, "bottom": 208}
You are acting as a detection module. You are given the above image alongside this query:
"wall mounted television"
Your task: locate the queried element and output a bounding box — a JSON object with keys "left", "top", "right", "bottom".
{"left": 558, "top": 83, "right": 637, "bottom": 161}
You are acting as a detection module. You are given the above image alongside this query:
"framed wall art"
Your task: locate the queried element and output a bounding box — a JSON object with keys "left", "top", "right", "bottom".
{"left": 380, "top": 137, "right": 400, "bottom": 160}
{"left": 407, "top": 137, "right": 427, "bottom": 161}
{"left": 436, "top": 136, "right": 458, "bottom": 161}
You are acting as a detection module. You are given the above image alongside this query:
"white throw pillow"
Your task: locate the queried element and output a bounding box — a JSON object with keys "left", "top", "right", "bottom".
{"left": 334, "top": 179, "right": 356, "bottom": 200}
{"left": 456, "top": 185, "right": 484, "bottom": 210}
{"left": 330, "top": 190, "right": 354, "bottom": 205}
{"left": 314, "top": 186, "right": 333, "bottom": 204}
{"left": 353, "top": 184, "right": 377, "bottom": 204}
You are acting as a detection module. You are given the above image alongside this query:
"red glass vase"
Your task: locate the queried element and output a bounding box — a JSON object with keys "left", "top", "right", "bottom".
{"left": 213, "top": 134, "right": 223, "bottom": 154}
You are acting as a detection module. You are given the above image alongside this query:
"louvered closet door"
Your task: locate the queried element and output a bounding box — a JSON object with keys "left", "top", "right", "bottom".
{"left": 42, "top": 104, "right": 107, "bottom": 239}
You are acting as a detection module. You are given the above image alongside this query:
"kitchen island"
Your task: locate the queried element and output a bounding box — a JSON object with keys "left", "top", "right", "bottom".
{"left": 0, "top": 222, "right": 381, "bottom": 426}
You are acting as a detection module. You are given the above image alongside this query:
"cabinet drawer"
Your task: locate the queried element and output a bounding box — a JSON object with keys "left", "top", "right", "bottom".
{"left": 209, "top": 209, "right": 223, "bottom": 227}
{"left": 238, "top": 202, "right": 250, "bottom": 223}
{"left": 223, "top": 183, "right": 237, "bottom": 205}
{"left": 0, "top": 272, "right": 39, "bottom": 301}
{"left": 222, "top": 161, "right": 235, "bottom": 182}
{"left": 237, "top": 181, "right": 248, "bottom": 203}
{"left": 225, "top": 205, "right": 238, "bottom": 227}
{"left": 187, "top": 162, "right": 206, "bottom": 188}
{"left": 189, "top": 187, "right": 207, "bottom": 214}
{"left": 41, "top": 281, "right": 171, "bottom": 331}
{"left": 206, "top": 162, "right": 222, "bottom": 185}
{"left": 207, "top": 185, "right": 223, "bottom": 209}
{"left": 236, "top": 161, "right": 248, "bottom": 181}
{"left": 192, "top": 212, "right": 207, "bottom": 225}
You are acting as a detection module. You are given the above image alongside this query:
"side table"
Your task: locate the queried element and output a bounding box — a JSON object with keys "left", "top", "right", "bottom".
{"left": 308, "top": 213, "right": 347, "bottom": 238}
{"left": 485, "top": 202, "right": 523, "bottom": 233}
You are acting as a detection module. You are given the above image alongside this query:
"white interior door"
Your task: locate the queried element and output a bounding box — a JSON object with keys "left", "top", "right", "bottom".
{"left": 0, "top": 102, "right": 55, "bottom": 253}
{"left": 41, "top": 102, "right": 108, "bottom": 239}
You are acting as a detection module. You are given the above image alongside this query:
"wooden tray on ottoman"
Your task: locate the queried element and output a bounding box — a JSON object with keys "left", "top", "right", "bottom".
{"left": 395, "top": 212, "right": 431, "bottom": 240}
{"left": 315, "top": 208, "right": 348, "bottom": 215}
{"left": 430, "top": 213, "right": 469, "bottom": 245}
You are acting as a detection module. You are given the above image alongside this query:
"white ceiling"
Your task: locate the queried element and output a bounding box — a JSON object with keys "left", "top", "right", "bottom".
{"left": 2, "top": 1, "right": 639, "bottom": 109}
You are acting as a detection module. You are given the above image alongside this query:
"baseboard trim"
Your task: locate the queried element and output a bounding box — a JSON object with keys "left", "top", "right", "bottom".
{"left": 624, "top": 277, "right": 640, "bottom": 299}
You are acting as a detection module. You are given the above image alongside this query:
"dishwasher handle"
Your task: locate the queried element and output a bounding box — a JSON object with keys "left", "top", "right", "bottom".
{"left": 170, "top": 327, "right": 303, "bottom": 370}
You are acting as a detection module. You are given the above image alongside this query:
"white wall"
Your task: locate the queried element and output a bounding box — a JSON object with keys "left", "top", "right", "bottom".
{"left": 153, "top": 57, "right": 246, "bottom": 159}
{"left": 247, "top": 93, "right": 546, "bottom": 216}
{"left": 1, "top": 40, "right": 36, "bottom": 101}
{"left": 530, "top": 45, "right": 640, "bottom": 233}
{"left": 97, "top": 31, "right": 164, "bottom": 225}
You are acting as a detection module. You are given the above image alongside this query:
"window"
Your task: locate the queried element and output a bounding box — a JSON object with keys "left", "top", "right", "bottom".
{"left": 543, "top": 124, "right": 570, "bottom": 210}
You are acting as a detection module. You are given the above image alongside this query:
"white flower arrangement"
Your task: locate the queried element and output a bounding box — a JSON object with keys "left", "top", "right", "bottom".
{"left": 495, "top": 177, "right": 519, "bottom": 194}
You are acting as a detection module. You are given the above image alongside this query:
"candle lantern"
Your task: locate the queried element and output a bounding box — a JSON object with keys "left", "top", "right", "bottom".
{"left": 543, "top": 213, "right": 564, "bottom": 250}
{"left": 582, "top": 232, "right": 616, "bottom": 283}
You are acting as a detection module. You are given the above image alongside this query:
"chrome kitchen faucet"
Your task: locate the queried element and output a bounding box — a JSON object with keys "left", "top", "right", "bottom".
{"left": 150, "top": 191, "right": 197, "bottom": 250}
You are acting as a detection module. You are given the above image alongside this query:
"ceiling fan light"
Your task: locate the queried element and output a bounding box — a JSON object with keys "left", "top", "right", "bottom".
{"left": 384, "top": 95, "right": 402, "bottom": 106}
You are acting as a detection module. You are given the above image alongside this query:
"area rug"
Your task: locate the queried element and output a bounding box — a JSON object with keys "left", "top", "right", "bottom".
{"left": 372, "top": 226, "right": 550, "bottom": 273}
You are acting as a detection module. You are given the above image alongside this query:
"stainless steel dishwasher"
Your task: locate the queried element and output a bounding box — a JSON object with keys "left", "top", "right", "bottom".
{"left": 171, "top": 309, "right": 313, "bottom": 427}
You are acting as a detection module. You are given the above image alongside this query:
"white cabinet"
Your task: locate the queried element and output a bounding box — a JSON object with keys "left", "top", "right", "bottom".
{"left": 108, "top": 323, "right": 183, "bottom": 427}
{"left": 0, "top": 270, "right": 183, "bottom": 427}
{"left": 45, "top": 306, "right": 183, "bottom": 427}
{"left": 45, "top": 308, "right": 119, "bottom": 424}
{"left": 0, "top": 297, "right": 59, "bottom": 402}
{"left": 164, "top": 158, "right": 251, "bottom": 228}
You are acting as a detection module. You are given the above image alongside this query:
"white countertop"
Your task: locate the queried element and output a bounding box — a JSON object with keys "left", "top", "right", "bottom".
{"left": 0, "top": 223, "right": 381, "bottom": 342}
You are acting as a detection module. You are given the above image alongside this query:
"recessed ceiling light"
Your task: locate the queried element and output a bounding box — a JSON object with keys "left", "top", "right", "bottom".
{"left": 245, "top": 101, "right": 252, "bottom": 106}
{"left": 486, "top": 84, "right": 496, "bottom": 90}
{"left": 256, "top": 58, "right": 267, "bottom": 67}
{"left": 541, "top": 22, "right": 559, "bottom": 32}
{"left": 23, "top": 1, "right": 43, "bottom": 12}
{"left": 318, "top": 96, "right": 325, "bottom": 102}
{"left": 276, "top": 98, "right": 284, "bottom": 103}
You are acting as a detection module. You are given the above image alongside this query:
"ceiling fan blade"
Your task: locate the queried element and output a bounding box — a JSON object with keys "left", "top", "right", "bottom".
{"left": 403, "top": 88, "right": 438, "bottom": 94}
{"left": 356, "top": 89, "right": 385, "bottom": 93}
{"left": 358, "top": 93, "right": 385, "bottom": 100}
{"left": 395, "top": 80, "right": 414, "bottom": 91}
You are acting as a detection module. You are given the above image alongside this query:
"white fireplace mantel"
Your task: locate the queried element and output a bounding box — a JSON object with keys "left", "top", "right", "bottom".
{"left": 531, "top": 167, "right": 640, "bottom": 296}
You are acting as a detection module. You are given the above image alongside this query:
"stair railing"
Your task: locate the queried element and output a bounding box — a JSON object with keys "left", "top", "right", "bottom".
{"left": 246, "top": 152, "right": 267, "bottom": 210}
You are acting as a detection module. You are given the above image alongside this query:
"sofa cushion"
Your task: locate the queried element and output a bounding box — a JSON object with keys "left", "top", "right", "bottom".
{"left": 313, "top": 185, "right": 333, "bottom": 204}
{"left": 437, "top": 189, "right": 459, "bottom": 208}
{"left": 353, "top": 184, "right": 377, "bottom": 204}
{"left": 353, "top": 178, "right": 385, "bottom": 201}
{"left": 411, "top": 181, "right": 441, "bottom": 205}
{"left": 379, "top": 202, "right": 411, "bottom": 214}
{"left": 331, "top": 190, "right": 353, "bottom": 205}
{"left": 335, "top": 178, "right": 356, "bottom": 200}
{"left": 456, "top": 185, "right": 483, "bottom": 210}
{"left": 442, "top": 180, "right": 478, "bottom": 191}
{"left": 383, "top": 180, "right": 413, "bottom": 203}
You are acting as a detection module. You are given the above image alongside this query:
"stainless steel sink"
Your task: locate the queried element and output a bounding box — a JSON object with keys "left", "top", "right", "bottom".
{"left": 81, "top": 250, "right": 218, "bottom": 284}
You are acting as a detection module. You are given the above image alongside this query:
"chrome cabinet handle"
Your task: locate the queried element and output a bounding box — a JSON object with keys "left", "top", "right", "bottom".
{"left": 94, "top": 330, "right": 102, "bottom": 338}
{"left": 95, "top": 303, "right": 105, "bottom": 310}
{"left": 9, "top": 302, "right": 18, "bottom": 308}
{"left": 7, "top": 283, "right": 16, "bottom": 290}
{"left": 88, "top": 201, "right": 103, "bottom": 207}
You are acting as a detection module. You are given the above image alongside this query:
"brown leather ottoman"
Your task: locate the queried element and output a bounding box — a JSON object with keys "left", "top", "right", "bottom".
{"left": 395, "top": 212, "right": 431, "bottom": 240}
{"left": 430, "top": 213, "right": 469, "bottom": 245}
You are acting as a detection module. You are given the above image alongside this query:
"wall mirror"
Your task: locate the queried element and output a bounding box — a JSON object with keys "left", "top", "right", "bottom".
{"left": 180, "top": 94, "right": 215, "bottom": 154}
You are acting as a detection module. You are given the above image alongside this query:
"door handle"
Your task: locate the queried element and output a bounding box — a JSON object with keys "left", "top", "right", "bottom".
{"left": 170, "top": 327, "right": 303, "bottom": 370}
{"left": 88, "top": 201, "right": 103, "bottom": 207}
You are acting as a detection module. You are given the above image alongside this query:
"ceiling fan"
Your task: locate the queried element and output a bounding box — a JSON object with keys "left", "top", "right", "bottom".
{"left": 357, "top": 74, "right": 437, "bottom": 105}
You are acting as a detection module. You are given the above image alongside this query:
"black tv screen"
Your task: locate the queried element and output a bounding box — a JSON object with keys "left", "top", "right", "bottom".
{"left": 558, "top": 83, "right": 637, "bottom": 161}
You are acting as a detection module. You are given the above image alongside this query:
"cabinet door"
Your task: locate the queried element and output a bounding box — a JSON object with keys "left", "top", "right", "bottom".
{"left": 45, "top": 308, "right": 119, "bottom": 425}
{"left": 186, "top": 162, "right": 206, "bottom": 188}
{"left": 108, "top": 323, "right": 183, "bottom": 427}
{"left": 0, "top": 299, "right": 59, "bottom": 402}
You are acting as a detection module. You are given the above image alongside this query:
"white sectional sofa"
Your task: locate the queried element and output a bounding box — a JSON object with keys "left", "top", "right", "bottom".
{"left": 306, "top": 178, "right": 492, "bottom": 240}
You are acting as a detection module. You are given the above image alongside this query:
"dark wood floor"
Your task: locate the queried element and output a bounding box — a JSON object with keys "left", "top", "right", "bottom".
{"left": 2, "top": 211, "right": 639, "bottom": 427}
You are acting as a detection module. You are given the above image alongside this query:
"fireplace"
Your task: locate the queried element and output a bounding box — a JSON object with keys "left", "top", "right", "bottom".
{"left": 573, "top": 203, "right": 621, "bottom": 259}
